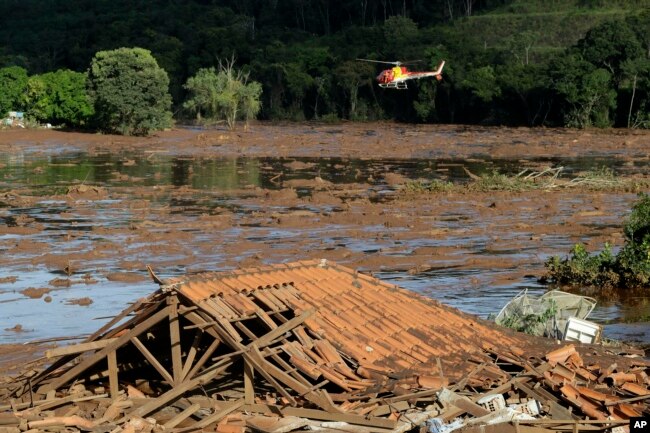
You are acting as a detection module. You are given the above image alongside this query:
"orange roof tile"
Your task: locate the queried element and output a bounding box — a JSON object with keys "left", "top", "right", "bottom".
{"left": 167, "top": 259, "right": 527, "bottom": 378}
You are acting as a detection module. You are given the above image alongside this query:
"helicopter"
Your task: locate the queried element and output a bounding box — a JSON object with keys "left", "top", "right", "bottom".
{"left": 357, "top": 58, "right": 445, "bottom": 89}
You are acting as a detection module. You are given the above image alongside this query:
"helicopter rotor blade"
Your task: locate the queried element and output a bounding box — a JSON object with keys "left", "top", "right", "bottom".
{"left": 356, "top": 58, "right": 402, "bottom": 66}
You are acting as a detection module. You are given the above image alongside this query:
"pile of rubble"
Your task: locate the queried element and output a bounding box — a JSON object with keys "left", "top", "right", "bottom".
{"left": 1, "top": 260, "right": 647, "bottom": 433}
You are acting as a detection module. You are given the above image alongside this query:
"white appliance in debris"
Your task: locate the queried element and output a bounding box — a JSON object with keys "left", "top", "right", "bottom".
{"left": 564, "top": 316, "right": 603, "bottom": 344}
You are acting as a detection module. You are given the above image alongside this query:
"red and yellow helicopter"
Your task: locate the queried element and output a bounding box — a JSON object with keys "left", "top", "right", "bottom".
{"left": 357, "top": 58, "right": 446, "bottom": 89}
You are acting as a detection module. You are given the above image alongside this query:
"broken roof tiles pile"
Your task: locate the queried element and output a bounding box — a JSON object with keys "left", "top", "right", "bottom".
{"left": 1, "top": 259, "right": 648, "bottom": 433}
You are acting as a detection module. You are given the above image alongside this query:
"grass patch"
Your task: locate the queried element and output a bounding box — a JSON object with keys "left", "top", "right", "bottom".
{"left": 401, "top": 179, "right": 454, "bottom": 193}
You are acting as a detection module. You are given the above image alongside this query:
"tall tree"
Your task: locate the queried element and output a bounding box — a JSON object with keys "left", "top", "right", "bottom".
{"left": 87, "top": 47, "right": 172, "bottom": 136}
{"left": 550, "top": 53, "right": 616, "bottom": 128}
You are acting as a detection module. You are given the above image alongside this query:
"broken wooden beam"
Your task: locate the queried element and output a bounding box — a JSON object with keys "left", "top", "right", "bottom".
{"left": 244, "top": 403, "right": 398, "bottom": 429}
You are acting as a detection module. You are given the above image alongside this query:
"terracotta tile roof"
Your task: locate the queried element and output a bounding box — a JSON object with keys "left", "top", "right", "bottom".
{"left": 167, "top": 259, "right": 526, "bottom": 379}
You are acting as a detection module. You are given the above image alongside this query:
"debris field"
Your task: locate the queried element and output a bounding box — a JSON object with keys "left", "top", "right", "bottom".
{"left": 1, "top": 260, "right": 648, "bottom": 433}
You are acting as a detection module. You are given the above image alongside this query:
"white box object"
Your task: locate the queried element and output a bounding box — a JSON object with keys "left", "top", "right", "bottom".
{"left": 564, "top": 317, "right": 602, "bottom": 344}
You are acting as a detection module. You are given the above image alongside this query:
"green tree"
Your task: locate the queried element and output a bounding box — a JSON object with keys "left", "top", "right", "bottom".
{"left": 87, "top": 47, "right": 172, "bottom": 136}
{"left": 334, "top": 60, "right": 375, "bottom": 121}
{"left": 578, "top": 20, "right": 644, "bottom": 81}
{"left": 24, "top": 70, "right": 93, "bottom": 127}
{"left": 0, "top": 66, "right": 28, "bottom": 116}
{"left": 382, "top": 16, "right": 420, "bottom": 60}
{"left": 497, "top": 63, "right": 551, "bottom": 126}
{"left": 461, "top": 66, "right": 501, "bottom": 102}
{"left": 550, "top": 53, "right": 616, "bottom": 128}
{"left": 622, "top": 57, "right": 650, "bottom": 128}
{"left": 183, "top": 59, "right": 262, "bottom": 130}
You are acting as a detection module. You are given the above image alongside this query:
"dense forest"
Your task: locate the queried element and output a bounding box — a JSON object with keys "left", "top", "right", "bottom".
{"left": 1, "top": 0, "right": 649, "bottom": 128}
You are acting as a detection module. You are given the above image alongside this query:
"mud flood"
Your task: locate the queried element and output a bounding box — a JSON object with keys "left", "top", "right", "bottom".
{"left": 1, "top": 124, "right": 649, "bottom": 346}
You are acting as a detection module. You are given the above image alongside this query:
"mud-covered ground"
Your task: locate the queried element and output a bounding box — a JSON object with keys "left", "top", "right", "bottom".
{"left": 1, "top": 123, "right": 649, "bottom": 359}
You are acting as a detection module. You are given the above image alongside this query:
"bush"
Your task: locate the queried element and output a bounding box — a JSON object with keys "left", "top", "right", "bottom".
{"left": 87, "top": 47, "right": 172, "bottom": 136}
{"left": 544, "top": 193, "right": 650, "bottom": 290}
{"left": 24, "top": 70, "right": 93, "bottom": 127}
{"left": 0, "top": 66, "right": 28, "bottom": 115}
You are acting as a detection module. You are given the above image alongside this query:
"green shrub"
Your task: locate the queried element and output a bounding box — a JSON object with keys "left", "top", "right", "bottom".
{"left": 183, "top": 59, "right": 262, "bottom": 130}
{"left": 544, "top": 193, "right": 650, "bottom": 289}
{"left": 500, "top": 300, "right": 558, "bottom": 335}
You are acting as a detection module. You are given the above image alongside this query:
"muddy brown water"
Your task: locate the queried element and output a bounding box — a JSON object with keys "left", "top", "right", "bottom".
{"left": 0, "top": 124, "right": 649, "bottom": 346}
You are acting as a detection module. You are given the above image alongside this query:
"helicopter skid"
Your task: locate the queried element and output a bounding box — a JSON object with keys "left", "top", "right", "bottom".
{"left": 379, "top": 82, "right": 408, "bottom": 89}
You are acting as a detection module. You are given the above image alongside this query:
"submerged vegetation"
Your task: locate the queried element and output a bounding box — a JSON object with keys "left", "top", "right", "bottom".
{"left": 545, "top": 193, "right": 650, "bottom": 289}
{"left": 399, "top": 166, "right": 650, "bottom": 194}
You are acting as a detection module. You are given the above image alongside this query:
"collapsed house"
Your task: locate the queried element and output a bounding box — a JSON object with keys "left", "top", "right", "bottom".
{"left": 1, "top": 259, "right": 648, "bottom": 433}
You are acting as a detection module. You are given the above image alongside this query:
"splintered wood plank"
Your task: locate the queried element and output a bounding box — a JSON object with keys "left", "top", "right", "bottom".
{"left": 246, "top": 344, "right": 341, "bottom": 411}
{"left": 514, "top": 381, "right": 575, "bottom": 420}
{"left": 244, "top": 404, "right": 397, "bottom": 429}
{"left": 163, "top": 403, "right": 201, "bottom": 429}
{"left": 181, "top": 311, "right": 222, "bottom": 341}
{"left": 244, "top": 359, "right": 255, "bottom": 405}
{"left": 185, "top": 338, "right": 220, "bottom": 381}
{"left": 46, "top": 338, "right": 117, "bottom": 359}
{"left": 235, "top": 321, "right": 258, "bottom": 340}
{"left": 243, "top": 347, "right": 297, "bottom": 405}
{"left": 85, "top": 297, "right": 154, "bottom": 342}
{"left": 266, "top": 350, "right": 312, "bottom": 387}
{"left": 175, "top": 399, "right": 245, "bottom": 432}
{"left": 41, "top": 306, "right": 170, "bottom": 394}
{"left": 252, "top": 309, "right": 314, "bottom": 348}
{"left": 256, "top": 310, "right": 278, "bottom": 330}
{"left": 181, "top": 331, "right": 203, "bottom": 380}
{"left": 107, "top": 350, "right": 119, "bottom": 399}
{"left": 118, "top": 357, "right": 233, "bottom": 422}
{"left": 169, "top": 297, "right": 183, "bottom": 385}
{"left": 131, "top": 336, "right": 174, "bottom": 386}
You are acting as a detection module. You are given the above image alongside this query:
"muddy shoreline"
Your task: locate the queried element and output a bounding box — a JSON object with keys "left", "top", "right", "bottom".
{"left": 2, "top": 122, "right": 649, "bottom": 159}
{"left": 1, "top": 123, "right": 649, "bottom": 349}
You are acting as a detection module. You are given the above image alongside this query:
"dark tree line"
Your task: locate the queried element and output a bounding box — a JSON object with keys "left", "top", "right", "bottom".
{"left": 1, "top": 0, "right": 649, "bottom": 128}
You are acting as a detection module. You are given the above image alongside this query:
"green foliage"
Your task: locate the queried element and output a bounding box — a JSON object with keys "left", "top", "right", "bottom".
{"left": 545, "top": 193, "right": 650, "bottom": 289}
{"left": 382, "top": 16, "right": 419, "bottom": 58}
{"left": 500, "top": 300, "right": 558, "bottom": 335}
{"left": 183, "top": 59, "right": 262, "bottom": 130}
{"left": 24, "top": 70, "right": 93, "bottom": 127}
{"left": 617, "top": 193, "right": 650, "bottom": 286}
{"left": 577, "top": 19, "right": 644, "bottom": 77}
{"left": 462, "top": 66, "right": 501, "bottom": 102}
{"left": 87, "top": 47, "right": 172, "bottom": 136}
{"left": 550, "top": 54, "right": 617, "bottom": 127}
{"left": 0, "top": 66, "right": 28, "bottom": 115}
{"left": 334, "top": 60, "right": 375, "bottom": 121}
{"left": 545, "top": 243, "right": 619, "bottom": 287}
